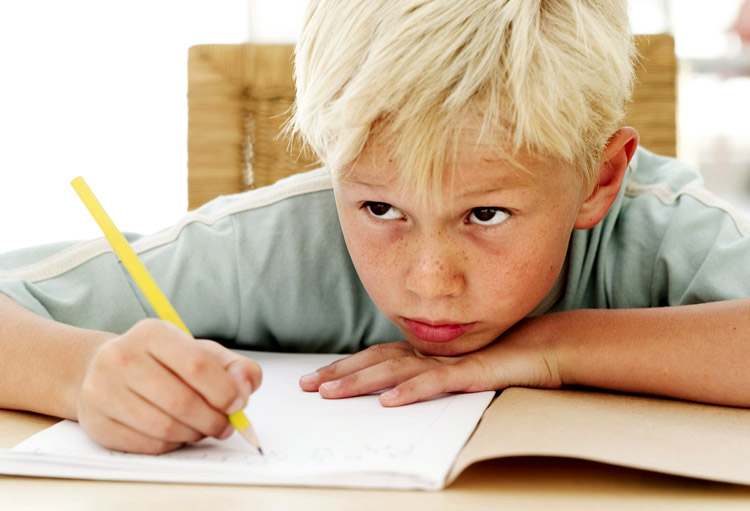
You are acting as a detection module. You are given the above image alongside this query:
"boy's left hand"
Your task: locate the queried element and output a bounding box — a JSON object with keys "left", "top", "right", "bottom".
{"left": 299, "top": 318, "right": 563, "bottom": 405}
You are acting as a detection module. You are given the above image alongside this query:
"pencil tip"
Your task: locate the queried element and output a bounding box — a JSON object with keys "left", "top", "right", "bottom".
{"left": 236, "top": 424, "right": 263, "bottom": 454}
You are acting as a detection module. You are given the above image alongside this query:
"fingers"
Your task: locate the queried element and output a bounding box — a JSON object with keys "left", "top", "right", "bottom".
{"left": 298, "top": 319, "right": 563, "bottom": 408}
{"left": 86, "top": 379, "right": 206, "bottom": 445}
{"left": 124, "top": 355, "right": 228, "bottom": 438}
{"left": 299, "top": 341, "right": 413, "bottom": 391}
{"left": 76, "top": 319, "right": 263, "bottom": 453}
{"left": 301, "top": 349, "right": 499, "bottom": 407}
{"left": 145, "top": 324, "right": 258, "bottom": 415}
{"left": 318, "top": 355, "right": 443, "bottom": 399}
{"left": 77, "top": 366, "right": 212, "bottom": 454}
{"left": 378, "top": 362, "right": 483, "bottom": 407}
{"left": 81, "top": 410, "right": 185, "bottom": 455}
{"left": 298, "top": 341, "right": 464, "bottom": 401}
{"left": 378, "top": 353, "right": 536, "bottom": 406}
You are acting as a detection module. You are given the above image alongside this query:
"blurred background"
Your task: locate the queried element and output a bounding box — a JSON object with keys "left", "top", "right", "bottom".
{"left": 0, "top": 0, "right": 749, "bottom": 253}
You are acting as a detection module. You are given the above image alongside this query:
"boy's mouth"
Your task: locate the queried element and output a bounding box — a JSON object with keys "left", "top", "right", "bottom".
{"left": 402, "top": 318, "right": 476, "bottom": 343}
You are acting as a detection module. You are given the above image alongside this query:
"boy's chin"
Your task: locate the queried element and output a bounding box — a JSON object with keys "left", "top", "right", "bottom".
{"left": 409, "top": 336, "right": 493, "bottom": 357}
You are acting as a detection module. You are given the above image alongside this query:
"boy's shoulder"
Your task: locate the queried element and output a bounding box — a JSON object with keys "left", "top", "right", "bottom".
{"left": 0, "top": 168, "right": 337, "bottom": 280}
{"left": 193, "top": 167, "right": 334, "bottom": 218}
{"left": 625, "top": 147, "right": 701, "bottom": 192}
{"left": 557, "top": 146, "right": 750, "bottom": 311}
{"left": 620, "top": 147, "right": 749, "bottom": 237}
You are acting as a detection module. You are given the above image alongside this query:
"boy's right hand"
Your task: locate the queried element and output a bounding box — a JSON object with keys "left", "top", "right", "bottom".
{"left": 75, "top": 318, "right": 262, "bottom": 454}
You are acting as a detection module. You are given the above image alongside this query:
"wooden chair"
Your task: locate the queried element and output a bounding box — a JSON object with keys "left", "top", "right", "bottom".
{"left": 187, "top": 34, "right": 676, "bottom": 210}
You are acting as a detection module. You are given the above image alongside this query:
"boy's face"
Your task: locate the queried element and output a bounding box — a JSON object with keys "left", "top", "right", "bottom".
{"left": 331, "top": 132, "right": 590, "bottom": 356}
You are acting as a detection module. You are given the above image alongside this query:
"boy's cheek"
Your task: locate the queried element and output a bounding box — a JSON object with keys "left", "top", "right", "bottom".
{"left": 345, "top": 229, "right": 405, "bottom": 289}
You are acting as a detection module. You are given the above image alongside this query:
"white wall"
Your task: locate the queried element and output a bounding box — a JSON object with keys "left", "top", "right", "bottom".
{"left": 0, "top": 1, "right": 254, "bottom": 253}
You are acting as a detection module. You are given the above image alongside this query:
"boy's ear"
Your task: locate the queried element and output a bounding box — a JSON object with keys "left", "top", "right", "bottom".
{"left": 574, "top": 127, "right": 639, "bottom": 230}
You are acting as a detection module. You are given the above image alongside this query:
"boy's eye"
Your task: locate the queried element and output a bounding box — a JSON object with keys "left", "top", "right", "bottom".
{"left": 467, "top": 207, "right": 510, "bottom": 226}
{"left": 364, "top": 201, "right": 405, "bottom": 220}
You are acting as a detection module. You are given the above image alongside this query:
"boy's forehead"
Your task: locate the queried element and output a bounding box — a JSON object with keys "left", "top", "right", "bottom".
{"left": 333, "top": 116, "right": 585, "bottom": 200}
{"left": 340, "top": 139, "right": 554, "bottom": 193}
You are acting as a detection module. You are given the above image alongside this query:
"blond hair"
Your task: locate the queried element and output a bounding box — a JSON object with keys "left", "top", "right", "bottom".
{"left": 288, "top": 0, "right": 635, "bottom": 195}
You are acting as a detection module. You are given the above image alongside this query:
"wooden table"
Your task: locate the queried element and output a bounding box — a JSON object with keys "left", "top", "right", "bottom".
{"left": 3, "top": 409, "right": 750, "bottom": 510}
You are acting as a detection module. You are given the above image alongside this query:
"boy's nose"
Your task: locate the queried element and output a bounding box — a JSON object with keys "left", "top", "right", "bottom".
{"left": 404, "top": 245, "right": 466, "bottom": 301}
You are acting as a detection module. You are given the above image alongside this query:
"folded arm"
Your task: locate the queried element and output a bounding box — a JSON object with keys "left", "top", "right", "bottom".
{"left": 302, "top": 298, "right": 750, "bottom": 408}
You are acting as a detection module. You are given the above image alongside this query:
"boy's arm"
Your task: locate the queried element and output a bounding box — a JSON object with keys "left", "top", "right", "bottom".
{"left": 302, "top": 298, "right": 750, "bottom": 408}
{"left": 542, "top": 298, "right": 750, "bottom": 407}
{"left": 0, "top": 293, "right": 111, "bottom": 419}
{"left": 0, "top": 293, "right": 261, "bottom": 453}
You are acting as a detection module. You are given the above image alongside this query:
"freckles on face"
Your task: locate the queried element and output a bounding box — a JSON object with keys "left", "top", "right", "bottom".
{"left": 330, "top": 142, "right": 585, "bottom": 356}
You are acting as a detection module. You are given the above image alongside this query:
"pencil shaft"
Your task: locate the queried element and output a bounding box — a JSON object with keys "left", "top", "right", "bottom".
{"left": 70, "top": 177, "right": 261, "bottom": 453}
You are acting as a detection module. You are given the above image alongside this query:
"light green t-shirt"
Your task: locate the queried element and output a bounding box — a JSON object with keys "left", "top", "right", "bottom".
{"left": 1, "top": 148, "right": 748, "bottom": 353}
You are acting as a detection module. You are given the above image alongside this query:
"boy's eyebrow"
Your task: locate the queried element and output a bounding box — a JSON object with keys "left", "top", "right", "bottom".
{"left": 338, "top": 175, "right": 390, "bottom": 189}
{"left": 456, "top": 173, "right": 534, "bottom": 197}
{"left": 343, "top": 174, "right": 532, "bottom": 198}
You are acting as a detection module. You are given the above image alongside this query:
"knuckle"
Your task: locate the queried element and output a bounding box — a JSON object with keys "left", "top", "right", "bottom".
{"left": 149, "top": 416, "right": 180, "bottom": 441}
{"left": 393, "top": 340, "right": 413, "bottom": 352}
{"left": 378, "top": 341, "right": 414, "bottom": 358}
{"left": 316, "top": 362, "right": 340, "bottom": 379}
{"left": 369, "top": 343, "right": 390, "bottom": 354}
{"left": 381, "top": 357, "right": 407, "bottom": 373}
{"left": 429, "top": 364, "right": 453, "bottom": 383}
{"left": 97, "top": 341, "right": 134, "bottom": 369}
{"left": 339, "top": 372, "right": 360, "bottom": 387}
{"left": 373, "top": 342, "right": 406, "bottom": 357}
{"left": 360, "top": 343, "right": 390, "bottom": 359}
{"left": 167, "top": 392, "right": 196, "bottom": 417}
{"left": 184, "top": 352, "right": 210, "bottom": 378}
{"left": 411, "top": 366, "right": 451, "bottom": 393}
{"left": 130, "top": 318, "right": 161, "bottom": 338}
{"left": 138, "top": 317, "right": 163, "bottom": 330}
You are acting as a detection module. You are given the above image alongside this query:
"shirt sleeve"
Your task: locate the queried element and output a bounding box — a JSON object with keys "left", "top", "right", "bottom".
{"left": 0, "top": 170, "right": 402, "bottom": 353}
{"left": 0, "top": 201, "right": 243, "bottom": 340}
{"left": 558, "top": 149, "right": 750, "bottom": 311}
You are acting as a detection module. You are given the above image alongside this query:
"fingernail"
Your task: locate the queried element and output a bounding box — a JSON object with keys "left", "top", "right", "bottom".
{"left": 320, "top": 380, "right": 340, "bottom": 392}
{"left": 218, "top": 424, "right": 234, "bottom": 440}
{"left": 381, "top": 388, "right": 398, "bottom": 400}
{"left": 299, "top": 372, "right": 320, "bottom": 385}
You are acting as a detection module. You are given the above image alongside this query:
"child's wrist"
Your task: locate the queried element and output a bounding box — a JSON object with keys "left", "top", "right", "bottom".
{"left": 520, "top": 311, "right": 577, "bottom": 388}
{"left": 63, "top": 330, "right": 116, "bottom": 421}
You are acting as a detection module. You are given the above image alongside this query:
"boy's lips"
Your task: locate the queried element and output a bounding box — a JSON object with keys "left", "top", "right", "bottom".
{"left": 402, "top": 318, "right": 476, "bottom": 343}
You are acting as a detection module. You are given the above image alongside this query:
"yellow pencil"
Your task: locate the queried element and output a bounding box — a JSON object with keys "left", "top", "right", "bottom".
{"left": 70, "top": 176, "right": 262, "bottom": 454}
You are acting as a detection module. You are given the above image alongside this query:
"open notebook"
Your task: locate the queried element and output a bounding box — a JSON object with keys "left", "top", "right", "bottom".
{"left": 2, "top": 350, "right": 750, "bottom": 490}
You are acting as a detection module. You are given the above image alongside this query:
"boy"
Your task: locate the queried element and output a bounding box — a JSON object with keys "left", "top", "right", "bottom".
{"left": 1, "top": 0, "right": 749, "bottom": 455}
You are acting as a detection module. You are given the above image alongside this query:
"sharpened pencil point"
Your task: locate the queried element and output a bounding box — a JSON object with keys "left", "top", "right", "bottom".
{"left": 236, "top": 422, "right": 263, "bottom": 454}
